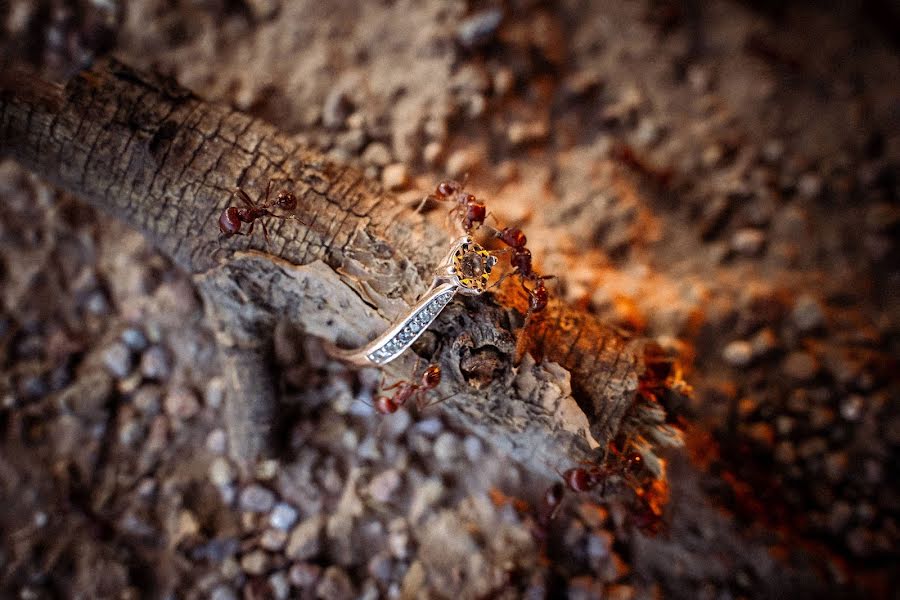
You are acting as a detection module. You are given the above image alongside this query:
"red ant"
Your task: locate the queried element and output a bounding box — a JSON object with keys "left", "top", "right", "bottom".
{"left": 560, "top": 451, "right": 644, "bottom": 493}
{"left": 537, "top": 482, "right": 566, "bottom": 528}
{"left": 537, "top": 450, "right": 643, "bottom": 524}
{"left": 423, "top": 179, "right": 488, "bottom": 232}
{"left": 373, "top": 363, "right": 443, "bottom": 415}
{"left": 491, "top": 226, "right": 555, "bottom": 315}
{"left": 217, "top": 179, "right": 301, "bottom": 241}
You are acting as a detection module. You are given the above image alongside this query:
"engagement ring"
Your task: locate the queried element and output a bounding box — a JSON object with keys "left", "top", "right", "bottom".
{"left": 332, "top": 236, "right": 497, "bottom": 366}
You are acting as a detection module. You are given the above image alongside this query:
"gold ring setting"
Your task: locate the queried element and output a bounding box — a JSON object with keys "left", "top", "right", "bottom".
{"left": 333, "top": 236, "right": 497, "bottom": 366}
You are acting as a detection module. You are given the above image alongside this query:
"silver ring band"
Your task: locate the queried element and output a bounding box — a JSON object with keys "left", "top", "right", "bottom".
{"left": 331, "top": 235, "right": 497, "bottom": 366}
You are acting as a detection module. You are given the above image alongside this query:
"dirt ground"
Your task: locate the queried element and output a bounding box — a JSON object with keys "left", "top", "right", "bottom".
{"left": 1, "top": 1, "right": 898, "bottom": 598}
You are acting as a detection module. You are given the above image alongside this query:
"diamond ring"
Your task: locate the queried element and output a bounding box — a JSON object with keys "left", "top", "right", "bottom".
{"left": 331, "top": 236, "right": 498, "bottom": 366}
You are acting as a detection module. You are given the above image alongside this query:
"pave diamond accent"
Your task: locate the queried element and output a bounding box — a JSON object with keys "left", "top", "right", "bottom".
{"left": 365, "top": 290, "right": 454, "bottom": 364}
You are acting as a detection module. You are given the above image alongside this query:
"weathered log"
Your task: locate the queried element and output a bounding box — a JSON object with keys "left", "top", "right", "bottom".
{"left": 0, "top": 59, "right": 683, "bottom": 478}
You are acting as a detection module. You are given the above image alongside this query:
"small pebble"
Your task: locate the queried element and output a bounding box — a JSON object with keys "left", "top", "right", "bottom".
{"left": 381, "top": 163, "right": 408, "bottom": 190}
{"left": 140, "top": 345, "right": 172, "bottom": 380}
{"left": 791, "top": 294, "right": 825, "bottom": 332}
{"left": 409, "top": 478, "right": 444, "bottom": 523}
{"left": 797, "top": 173, "right": 822, "bottom": 199}
{"left": 133, "top": 385, "right": 162, "bottom": 415}
{"left": 423, "top": 142, "right": 443, "bottom": 165}
{"left": 366, "top": 469, "right": 402, "bottom": 504}
{"left": 316, "top": 566, "right": 355, "bottom": 600}
{"left": 335, "top": 129, "right": 367, "bottom": 154}
{"left": 221, "top": 556, "right": 241, "bottom": 579}
{"left": 120, "top": 328, "right": 148, "bottom": 351}
{"left": 455, "top": 8, "right": 503, "bottom": 48}
{"left": 136, "top": 478, "right": 156, "bottom": 497}
{"left": 175, "top": 510, "right": 200, "bottom": 543}
{"left": 240, "top": 550, "right": 269, "bottom": 576}
{"left": 206, "top": 428, "right": 227, "bottom": 454}
{"left": 118, "top": 420, "right": 142, "bottom": 446}
{"left": 824, "top": 452, "right": 848, "bottom": 482}
{"left": 252, "top": 460, "right": 278, "bottom": 481}
{"left": 387, "top": 518, "right": 410, "bottom": 559}
{"left": 210, "top": 585, "right": 238, "bottom": 600}
{"left": 838, "top": 395, "right": 864, "bottom": 421}
{"left": 322, "top": 87, "right": 353, "bottom": 129}
{"left": 268, "top": 571, "right": 290, "bottom": 600}
{"left": 164, "top": 386, "right": 200, "bottom": 420}
{"left": 205, "top": 377, "right": 226, "bottom": 409}
{"left": 362, "top": 142, "right": 392, "bottom": 167}
{"left": 828, "top": 502, "right": 853, "bottom": 533}
{"left": 414, "top": 417, "right": 443, "bottom": 437}
{"left": 797, "top": 436, "right": 827, "bottom": 458}
{"left": 433, "top": 432, "right": 460, "bottom": 463}
{"left": 775, "top": 415, "right": 794, "bottom": 436}
{"left": 289, "top": 562, "right": 322, "bottom": 588}
{"left": 85, "top": 290, "right": 110, "bottom": 315}
{"left": 774, "top": 441, "right": 796, "bottom": 464}
{"left": 286, "top": 515, "right": 324, "bottom": 560}
{"left": 445, "top": 148, "right": 479, "bottom": 178}
{"left": 463, "top": 436, "right": 483, "bottom": 462}
{"left": 782, "top": 351, "right": 818, "bottom": 381}
{"left": 269, "top": 502, "right": 299, "bottom": 531}
{"left": 809, "top": 406, "right": 835, "bottom": 430}
{"left": 723, "top": 340, "right": 753, "bottom": 367}
{"left": 750, "top": 328, "right": 778, "bottom": 357}
{"left": 260, "top": 528, "right": 289, "bottom": 551}
{"left": 367, "top": 552, "right": 394, "bottom": 583}
{"left": 731, "top": 228, "right": 766, "bottom": 256}
{"left": 209, "top": 457, "right": 235, "bottom": 488}
{"left": 507, "top": 120, "right": 549, "bottom": 146}
{"left": 239, "top": 485, "right": 276, "bottom": 513}
{"left": 103, "top": 343, "right": 133, "bottom": 378}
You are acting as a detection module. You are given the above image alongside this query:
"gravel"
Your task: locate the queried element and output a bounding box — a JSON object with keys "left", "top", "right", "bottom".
{"left": 269, "top": 502, "right": 299, "bottom": 531}
{"left": 239, "top": 485, "right": 277, "bottom": 513}
{"left": 140, "top": 345, "right": 172, "bottom": 380}
{"left": 102, "top": 342, "right": 133, "bottom": 378}
{"left": 286, "top": 515, "right": 324, "bottom": 560}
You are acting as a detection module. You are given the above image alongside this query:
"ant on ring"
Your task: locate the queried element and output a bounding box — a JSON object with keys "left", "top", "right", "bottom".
{"left": 217, "top": 179, "right": 303, "bottom": 241}
{"left": 422, "top": 179, "right": 488, "bottom": 233}
{"left": 490, "top": 225, "right": 556, "bottom": 317}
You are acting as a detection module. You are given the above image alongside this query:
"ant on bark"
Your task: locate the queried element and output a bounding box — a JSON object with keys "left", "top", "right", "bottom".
{"left": 422, "top": 179, "right": 488, "bottom": 233}
{"left": 372, "top": 362, "right": 443, "bottom": 415}
{"left": 491, "top": 226, "right": 556, "bottom": 317}
{"left": 559, "top": 450, "right": 643, "bottom": 494}
{"left": 217, "top": 179, "right": 301, "bottom": 241}
{"left": 537, "top": 449, "right": 645, "bottom": 526}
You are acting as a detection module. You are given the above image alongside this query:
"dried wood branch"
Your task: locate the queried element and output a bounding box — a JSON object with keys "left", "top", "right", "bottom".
{"left": 0, "top": 59, "right": 684, "bottom": 478}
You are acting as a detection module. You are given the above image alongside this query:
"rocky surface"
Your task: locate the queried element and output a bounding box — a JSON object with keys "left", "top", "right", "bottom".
{"left": 1, "top": 0, "right": 897, "bottom": 598}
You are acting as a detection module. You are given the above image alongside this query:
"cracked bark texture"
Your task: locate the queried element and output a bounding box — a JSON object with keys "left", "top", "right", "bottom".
{"left": 0, "top": 59, "right": 683, "bottom": 477}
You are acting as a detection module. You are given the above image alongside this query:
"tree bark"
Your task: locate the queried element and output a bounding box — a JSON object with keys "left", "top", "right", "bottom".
{"left": 0, "top": 59, "right": 683, "bottom": 478}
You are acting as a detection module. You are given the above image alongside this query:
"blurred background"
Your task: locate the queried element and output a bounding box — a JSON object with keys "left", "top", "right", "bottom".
{"left": 0, "top": 1, "right": 897, "bottom": 598}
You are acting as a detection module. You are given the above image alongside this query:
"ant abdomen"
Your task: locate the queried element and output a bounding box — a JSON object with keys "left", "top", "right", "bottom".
{"left": 219, "top": 207, "right": 243, "bottom": 236}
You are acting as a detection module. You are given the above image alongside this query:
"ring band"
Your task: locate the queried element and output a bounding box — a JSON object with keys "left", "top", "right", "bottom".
{"left": 331, "top": 235, "right": 498, "bottom": 366}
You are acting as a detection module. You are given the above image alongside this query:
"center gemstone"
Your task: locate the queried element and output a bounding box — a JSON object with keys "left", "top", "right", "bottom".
{"left": 460, "top": 252, "right": 485, "bottom": 279}
{"left": 451, "top": 240, "right": 497, "bottom": 292}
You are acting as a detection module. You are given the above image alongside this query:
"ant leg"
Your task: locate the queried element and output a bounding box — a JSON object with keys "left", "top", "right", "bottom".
{"left": 414, "top": 194, "right": 435, "bottom": 214}
{"left": 261, "top": 220, "right": 271, "bottom": 243}
{"left": 263, "top": 179, "right": 273, "bottom": 206}
{"left": 381, "top": 379, "right": 405, "bottom": 392}
{"left": 489, "top": 266, "right": 516, "bottom": 290}
{"left": 417, "top": 390, "right": 460, "bottom": 412}
{"left": 233, "top": 188, "right": 256, "bottom": 208}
